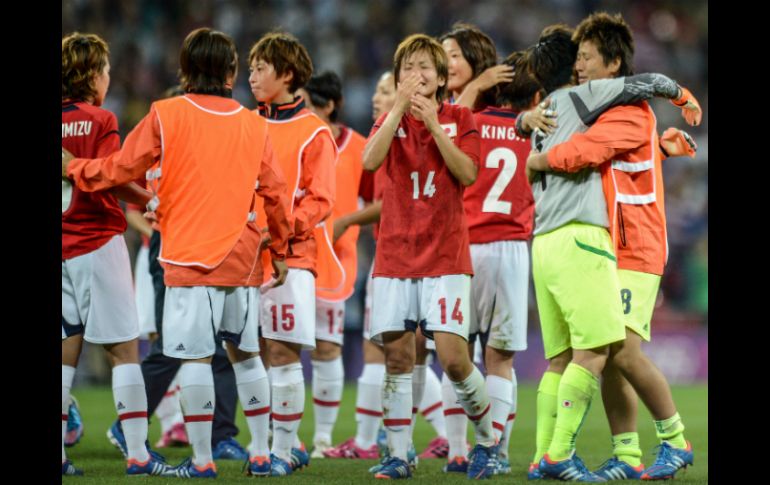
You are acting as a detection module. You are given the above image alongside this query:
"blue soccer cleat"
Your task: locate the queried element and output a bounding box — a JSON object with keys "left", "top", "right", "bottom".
{"left": 594, "top": 457, "right": 644, "bottom": 480}
{"left": 107, "top": 420, "right": 166, "bottom": 463}
{"left": 540, "top": 453, "right": 606, "bottom": 482}
{"left": 270, "top": 453, "right": 293, "bottom": 476}
{"left": 443, "top": 456, "right": 469, "bottom": 473}
{"left": 374, "top": 456, "right": 412, "bottom": 479}
{"left": 528, "top": 462, "right": 545, "bottom": 480}
{"left": 62, "top": 459, "right": 83, "bottom": 476}
{"left": 126, "top": 457, "right": 173, "bottom": 476}
{"left": 164, "top": 457, "right": 217, "bottom": 478}
{"left": 290, "top": 442, "right": 310, "bottom": 470}
{"left": 245, "top": 455, "right": 271, "bottom": 476}
{"left": 212, "top": 437, "right": 249, "bottom": 461}
{"left": 370, "top": 443, "right": 418, "bottom": 473}
{"left": 467, "top": 443, "right": 497, "bottom": 479}
{"left": 495, "top": 456, "right": 512, "bottom": 475}
{"left": 64, "top": 396, "right": 84, "bottom": 447}
{"left": 641, "top": 441, "right": 693, "bottom": 480}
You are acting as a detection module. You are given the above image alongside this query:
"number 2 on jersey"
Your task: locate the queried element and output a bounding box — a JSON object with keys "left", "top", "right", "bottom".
{"left": 438, "top": 297, "right": 464, "bottom": 325}
{"left": 482, "top": 147, "right": 517, "bottom": 214}
{"left": 411, "top": 171, "right": 437, "bottom": 199}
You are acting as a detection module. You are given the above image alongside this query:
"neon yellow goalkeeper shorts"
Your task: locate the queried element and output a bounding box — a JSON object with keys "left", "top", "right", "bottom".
{"left": 532, "top": 222, "right": 626, "bottom": 359}
{"left": 617, "top": 269, "right": 661, "bottom": 342}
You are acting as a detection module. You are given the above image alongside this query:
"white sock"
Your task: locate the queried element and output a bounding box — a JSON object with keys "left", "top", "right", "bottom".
{"left": 62, "top": 365, "right": 76, "bottom": 463}
{"left": 156, "top": 376, "right": 182, "bottom": 433}
{"left": 410, "top": 365, "right": 427, "bottom": 440}
{"left": 312, "top": 357, "right": 344, "bottom": 445}
{"left": 270, "top": 362, "right": 305, "bottom": 462}
{"left": 499, "top": 368, "right": 518, "bottom": 459}
{"left": 179, "top": 362, "right": 215, "bottom": 466}
{"left": 487, "top": 374, "right": 513, "bottom": 443}
{"left": 382, "top": 373, "right": 412, "bottom": 461}
{"left": 355, "top": 363, "right": 385, "bottom": 448}
{"left": 112, "top": 364, "right": 150, "bottom": 463}
{"left": 442, "top": 372, "right": 467, "bottom": 459}
{"left": 233, "top": 357, "right": 271, "bottom": 458}
{"left": 451, "top": 367, "right": 495, "bottom": 447}
{"left": 420, "top": 368, "right": 446, "bottom": 438}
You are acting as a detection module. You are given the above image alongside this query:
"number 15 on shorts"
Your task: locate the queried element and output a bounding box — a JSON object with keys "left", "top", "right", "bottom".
{"left": 271, "top": 304, "right": 295, "bottom": 331}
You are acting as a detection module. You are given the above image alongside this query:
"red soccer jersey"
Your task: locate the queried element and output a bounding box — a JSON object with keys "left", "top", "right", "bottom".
{"left": 62, "top": 101, "right": 125, "bottom": 260}
{"left": 464, "top": 107, "right": 534, "bottom": 244}
{"left": 371, "top": 102, "right": 480, "bottom": 278}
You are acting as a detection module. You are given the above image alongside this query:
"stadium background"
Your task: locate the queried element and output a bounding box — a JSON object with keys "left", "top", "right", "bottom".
{"left": 62, "top": 0, "right": 708, "bottom": 386}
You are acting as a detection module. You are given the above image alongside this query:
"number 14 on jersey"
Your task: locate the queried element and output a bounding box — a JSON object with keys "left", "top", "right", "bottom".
{"left": 411, "top": 171, "right": 436, "bottom": 199}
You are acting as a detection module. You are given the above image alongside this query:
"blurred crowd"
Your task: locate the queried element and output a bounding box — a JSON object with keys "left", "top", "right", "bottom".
{"left": 63, "top": 0, "right": 707, "bottom": 325}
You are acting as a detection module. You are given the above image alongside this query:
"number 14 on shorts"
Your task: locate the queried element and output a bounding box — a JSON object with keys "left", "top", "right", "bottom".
{"left": 439, "top": 297, "right": 463, "bottom": 325}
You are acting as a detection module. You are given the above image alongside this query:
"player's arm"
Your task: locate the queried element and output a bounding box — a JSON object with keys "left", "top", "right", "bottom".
{"left": 125, "top": 203, "right": 153, "bottom": 238}
{"left": 257, "top": 135, "right": 292, "bottom": 288}
{"left": 64, "top": 106, "right": 162, "bottom": 191}
{"left": 333, "top": 200, "right": 382, "bottom": 243}
{"left": 292, "top": 132, "right": 337, "bottom": 239}
{"left": 455, "top": 64, "right": 514, "bottom": 110}
{"left": 362, "top": 73, "right": 422, "bottom": 171}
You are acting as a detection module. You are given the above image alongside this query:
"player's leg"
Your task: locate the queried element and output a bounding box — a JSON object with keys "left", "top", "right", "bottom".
{"left": 417, "top": 365, "right": 448, "bottom": 459}
{"left": 311, "top": 299, "right": 345, "bottom": 457}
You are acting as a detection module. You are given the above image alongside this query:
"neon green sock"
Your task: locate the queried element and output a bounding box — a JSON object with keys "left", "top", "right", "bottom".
{"left": 547, "top": 363, "right": 599, "bottom": 461}
{"left": 612, "top": 432, "right": 642, "bottom": 467}
{"left": 654, "top": 412, "right": 687, "bottom": 449}
{"left": 532, "top": 371, "right": 562, "bottom": 464}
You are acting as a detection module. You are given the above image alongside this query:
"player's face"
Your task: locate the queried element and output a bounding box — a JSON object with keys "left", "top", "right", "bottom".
{"left": 442, "top": 38, "right": 473, "bottom": 93}
{"left": 92, "top": 61, "right": 110, "bottom": 107}
{"left": 249, "top": 59, "right": 290, "bottom": 103}
{"left": 575, "top": 40, "right": 619, "bottom": 84}
{"left": 372, "top": 73, "right": 396, "bottom": 121}
{"left": 399, "top": 50, "right": 445, "bottom": 99}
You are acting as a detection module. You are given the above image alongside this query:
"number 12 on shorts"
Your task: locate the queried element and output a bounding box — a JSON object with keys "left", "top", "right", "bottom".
{"left": 271, "top": 304, "right": 295, "bottom": 331}
{"left": 438, "top": 297, "right": 463, "bottom": 325}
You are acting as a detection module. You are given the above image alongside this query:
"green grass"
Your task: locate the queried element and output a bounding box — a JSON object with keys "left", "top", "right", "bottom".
{"left": 63, "top": 383, "right": 707, "bottom": 483}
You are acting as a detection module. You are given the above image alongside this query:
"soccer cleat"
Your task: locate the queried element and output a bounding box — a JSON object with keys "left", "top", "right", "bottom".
{"left": 126, "top": 457, "right": 173, "bottom": 476}
{"left": 443, "top": 456, "right": 469, "bottom": 473}
{"left": 62, "top": 459, "right": 84, "bottom": 476}
{"left": 64, "top": 396, "right": 84, "bottom": 447}
{"left": 155, "top": 422, "right": 189, "bottom": 448}
{"left": 212, "top": 437, "right": 249, "bottom": 461}
{"left": 418, "top": 436, "right": 449, "bottom": 459}
{"left": 164, "top": 457, "right": 217, "bottom": 478}
{"left": 311, "top": 439, "right": 332, "bottom": 459}
{"left": 594, "top": 457, "right": 644, "bottom": 480}
{"left": 528, "top": 462, "right": 545, "bottom": 480}
{"left": 467, "top": 443, "right": 497, "bottom": 479}
{"left": 370, "top": 445, "right": 417, "bottom": 474}
{"left": 323, "top": 437, "right": 379, "bottom": 459}
{"left": 269, "top": 453, "right": 293, "bottom": 476}
{"left": 495, "top": 457, "right": 512, "bottom": 475}
{"left": 539, "top": 453, "right": 606, "bottom": 482}
{"left": 107, "top": 420, "right": 167, "bottom": 463}
{"left": 376, "top": 427, "right": 388, "bottom": 457}
{"left": 641, "top": 441, "right": 694, "bottom": 480}
{"left": 245, "top": 455, "right": 271, "bottom": 476}
{"left": 374, "top": 456, "right": 412, "bottom": 479}
{"left": 290, "top": 443, "right": 310, "bottom": 470}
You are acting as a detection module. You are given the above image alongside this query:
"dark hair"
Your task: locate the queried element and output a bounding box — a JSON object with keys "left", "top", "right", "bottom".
{"left": 179, "top": 28, "right": 238, "bottom": 96}
{"left": 249, "top": 32, "right": 313, "bottom": 93}
{"left": 526, "top": 24, "right": 577, "bottom": 94}
{"left": 62, "top": 32, "right": 109, "bottom": 102}
{"left": 573, "top": 12, "right": 634, "bottom": 77}
{"left": 393, "top": 34, "right": 448, "bottom": 102}
{"left": 304, "top": 71, "right": 343, "bottom": 122}
{"left": 496, "top": 51, "right": 544, "bottom": 112}
{"left": 439, "top": 23, "right": 498, "bottom": 107}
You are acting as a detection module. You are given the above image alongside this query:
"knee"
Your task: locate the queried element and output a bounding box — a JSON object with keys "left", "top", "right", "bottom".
{"left": 311, "top": 341, "right": 342, "bottom": 361}
{"left": 267, "top": 340, "right": 301, "bottom": 367}
{"left": 440, "top": 355, "right": 470, "bottom": 382}
{"left": 104, "top": 339, "right": 139, "bottom": 366}
{"left": 548, "top": 350, "right": 571, "bottom": 374}
{"left": 385, "top": 348, "right": 414, "bottom": 375}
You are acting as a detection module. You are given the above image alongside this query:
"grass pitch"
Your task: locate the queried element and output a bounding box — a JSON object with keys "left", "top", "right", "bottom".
{"left": 62, "top": 383, "right": 707, "bottom": 483}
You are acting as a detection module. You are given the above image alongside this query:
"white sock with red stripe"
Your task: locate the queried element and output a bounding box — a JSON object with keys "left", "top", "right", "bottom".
{"left": 355, "top": 363, "right": 384, "bottom": 448}
{"left": 499, "top": 368, "right": 518, "bottom": 459}
{"left": 270, "top": 362, "right": 304, "bottom": 462}
{"left": 179, "top": 362, "right": 215, "bottom": 467}
{"left": 451, "top": 367, "right": 495, "bottom": 447}
{"left": 112, "top": 363, "right": 150, "bottom": 462}
{"left": 441, "top": 372, "right": 468, "bottom": 459}
{"left": 233, "top": 357, "right": 271, "bottom": 458}
{"left": 410, "top": 365, "right": 427, "bottom": 440}
{"left": 382, "top": 373, "right": 412, "bottom": 461}
{"left": 62, "top": 365, "right": 76, "bottom": 462}
{"left": 486, "top": 374, "right": 513, "bottom": 443}
{"left": 156, "top": 376, "right": 182, "bottom": 434}
{"left": 420, "top": 367, "right": 446, "bottom": 437}
{"left": 312, "top": 357, "right": 344, "bottom": 445}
